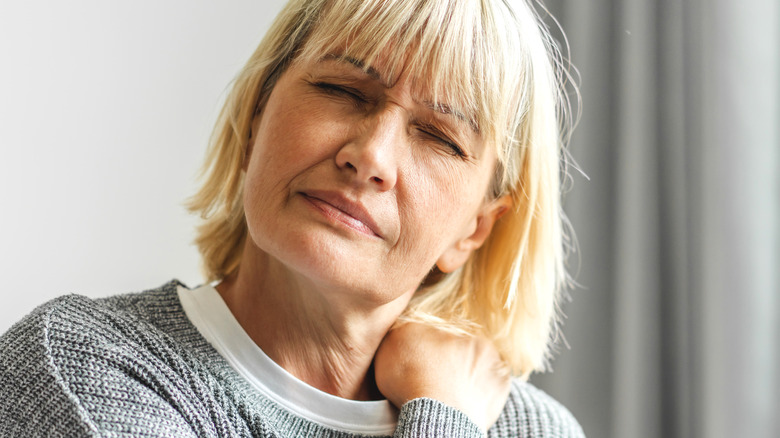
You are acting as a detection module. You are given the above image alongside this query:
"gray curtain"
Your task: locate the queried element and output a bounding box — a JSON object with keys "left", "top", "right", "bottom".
{"left": 530, "top": 1, "right": 780, "bottom": 437}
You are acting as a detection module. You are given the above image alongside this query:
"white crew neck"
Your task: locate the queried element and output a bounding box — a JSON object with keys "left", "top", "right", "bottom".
{"left": 177, "top": 284, "right": 397, "bottom": 435}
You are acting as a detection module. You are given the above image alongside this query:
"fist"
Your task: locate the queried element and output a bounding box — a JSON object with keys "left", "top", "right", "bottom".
{"left": 373, "top": 322, "right": 511, "bottom": 431}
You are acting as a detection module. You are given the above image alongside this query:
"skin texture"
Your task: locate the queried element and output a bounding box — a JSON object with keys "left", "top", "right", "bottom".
{"left": 217, "top": 55, "right": 511, "bottom": 426}
{"left": 374, "top": 322, "right": 512, "bottom": 432}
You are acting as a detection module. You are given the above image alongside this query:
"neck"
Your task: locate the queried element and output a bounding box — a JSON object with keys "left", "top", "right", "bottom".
{"left": 216, "top": 249, "right": 414, "bottom": 401}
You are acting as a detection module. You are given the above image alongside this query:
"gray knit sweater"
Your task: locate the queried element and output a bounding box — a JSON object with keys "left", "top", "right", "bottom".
{"left": 0, "top": 280, "right": 585, "bottom": 437}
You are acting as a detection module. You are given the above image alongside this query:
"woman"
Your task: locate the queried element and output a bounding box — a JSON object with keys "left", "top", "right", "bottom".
{"left": 0, "top": 0, "right": 583, "bottom": 436}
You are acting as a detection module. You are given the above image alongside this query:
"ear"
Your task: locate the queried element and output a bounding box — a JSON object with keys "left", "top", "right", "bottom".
{"left": 435, "top": 195, "right": 513, "bottom": 273}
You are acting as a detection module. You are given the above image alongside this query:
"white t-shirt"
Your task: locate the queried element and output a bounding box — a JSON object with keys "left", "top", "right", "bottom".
{"left": 177, "top": 284, "right": 397, "bottom": 436}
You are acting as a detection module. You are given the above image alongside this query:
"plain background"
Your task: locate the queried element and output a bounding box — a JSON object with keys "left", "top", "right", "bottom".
{"left": 0, "top": 0, "right": 285, "bottom": 330}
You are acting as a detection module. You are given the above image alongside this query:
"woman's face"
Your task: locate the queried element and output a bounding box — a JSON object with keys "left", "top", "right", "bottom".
{"left": 242, "top": 55, "right": 505, "bottom": 303}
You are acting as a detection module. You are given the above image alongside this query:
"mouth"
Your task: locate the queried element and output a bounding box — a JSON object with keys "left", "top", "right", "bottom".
{"left": 300, "top": 190, "right": 383, "bottom": 239}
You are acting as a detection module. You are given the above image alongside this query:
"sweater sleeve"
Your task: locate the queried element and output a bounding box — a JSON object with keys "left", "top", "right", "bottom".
{"left": 394, "top": 398, "right": 484, "bottom": 438}
{"left": 391, "top": 380, "right": 586, "bottom": 438}
{"left": 0, "top": 295, "right": 203, "bottom": 438}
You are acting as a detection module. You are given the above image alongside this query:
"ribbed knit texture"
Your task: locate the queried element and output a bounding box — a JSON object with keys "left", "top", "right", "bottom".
{"left": 0, "top": 281, "right": 585, "bottom": 437}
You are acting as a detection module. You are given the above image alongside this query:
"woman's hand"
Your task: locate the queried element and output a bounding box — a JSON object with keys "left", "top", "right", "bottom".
{"left": 373, "top": 322, "right": 511, "bottom": 432}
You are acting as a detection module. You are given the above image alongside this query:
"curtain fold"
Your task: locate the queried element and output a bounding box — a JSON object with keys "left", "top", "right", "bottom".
{"left": 531, "top": 1, "right": 779, "bottom": 437}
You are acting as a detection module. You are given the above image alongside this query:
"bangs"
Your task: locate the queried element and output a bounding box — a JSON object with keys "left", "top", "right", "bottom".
{"left": 294, "top": 0, "right": 523, "bottom": 150}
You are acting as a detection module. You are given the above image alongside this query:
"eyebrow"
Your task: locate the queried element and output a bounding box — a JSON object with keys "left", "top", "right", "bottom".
{"left": 424, "top": 101, "right": 478, "bottom": 134}
{"left": 319, "top": 54, "right": 479, "bottom": 134}
{"left": 322, "top": 54, "right": 388, "bottom": 87}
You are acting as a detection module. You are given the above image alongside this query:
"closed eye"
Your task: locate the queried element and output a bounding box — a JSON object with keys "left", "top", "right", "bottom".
{"left": 417, "top": 123, "right": 467, "bottom": 158}
{"left": 312, "top": 82, "right": 367, "bottom": 106}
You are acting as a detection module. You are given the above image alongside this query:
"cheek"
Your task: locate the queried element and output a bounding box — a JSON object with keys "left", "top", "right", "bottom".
{"left": 260, "top": 108, "right": 330, "bottom": 164}
{"left": 392, "top": 152, "right": 495, "bottom": 264}
{"left": 246, "top": 103, "right": 346, "bottom": 190}
{"left": 394, "top": 174, "right": 475, "bottom": 261}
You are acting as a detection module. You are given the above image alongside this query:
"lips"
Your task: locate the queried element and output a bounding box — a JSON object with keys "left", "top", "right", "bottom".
{"left": 300, "top": 190, "right": 383, "bottom": 238}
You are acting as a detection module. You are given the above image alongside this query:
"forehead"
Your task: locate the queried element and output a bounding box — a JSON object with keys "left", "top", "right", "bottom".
{"left": 294, "top": 9, "right": 488, "bottom": 122}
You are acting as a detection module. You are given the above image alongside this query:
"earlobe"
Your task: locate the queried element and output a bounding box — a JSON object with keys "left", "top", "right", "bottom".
{"left": 435, "top": 195, "right": 512, "bottom": 273}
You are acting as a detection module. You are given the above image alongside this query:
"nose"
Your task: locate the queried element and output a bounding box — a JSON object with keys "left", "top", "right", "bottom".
{"left": 335, "top": 109, "right": 402, "bottom": 191}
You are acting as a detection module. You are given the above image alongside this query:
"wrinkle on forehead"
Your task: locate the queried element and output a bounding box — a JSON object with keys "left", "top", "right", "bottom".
{"left": 315, "top": 53, "right": 480, "bottom": 134}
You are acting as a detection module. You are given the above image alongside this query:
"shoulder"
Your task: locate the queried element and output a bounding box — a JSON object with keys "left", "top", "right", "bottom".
{"left": 0, "top": 280, "right": 201, "bottom": 437}
{"left": 0, "top": 292, "right": 98, "bottom": 436}
{"left": 1, "top": 280, "right": 187, "bottom": 358}
{"left": 490, "top": 379, "right": 585, "bottom": 438}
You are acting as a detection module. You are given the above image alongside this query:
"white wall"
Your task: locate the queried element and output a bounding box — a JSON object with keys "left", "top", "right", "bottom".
{"left": 0, "top": 0, "right": 286, "bottom": 332}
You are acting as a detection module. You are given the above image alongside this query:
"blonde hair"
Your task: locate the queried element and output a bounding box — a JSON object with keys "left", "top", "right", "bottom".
{"left": 188, "top": 0, "right": 575, "bottom": 378}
